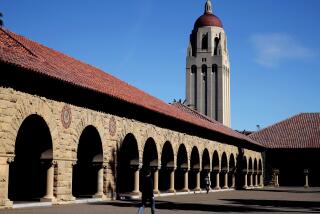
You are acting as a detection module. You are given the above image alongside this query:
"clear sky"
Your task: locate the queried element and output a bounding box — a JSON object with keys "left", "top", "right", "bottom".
{"left": 1, "top": 0, "right": 320, "bottom": 131}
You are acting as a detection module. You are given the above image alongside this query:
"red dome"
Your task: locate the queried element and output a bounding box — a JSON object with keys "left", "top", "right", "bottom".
{"left": 194, "top": 13, "right": 223, "bottom": 29}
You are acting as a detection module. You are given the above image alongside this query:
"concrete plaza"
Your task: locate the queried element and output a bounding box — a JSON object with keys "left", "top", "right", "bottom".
{"left": 0, "top": 187, "right": 319, "bottom": 214}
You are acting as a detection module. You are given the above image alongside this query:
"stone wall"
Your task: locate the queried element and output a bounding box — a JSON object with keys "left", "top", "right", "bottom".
{"left": 0, "top": 86, "right": 263, "bottom": 208}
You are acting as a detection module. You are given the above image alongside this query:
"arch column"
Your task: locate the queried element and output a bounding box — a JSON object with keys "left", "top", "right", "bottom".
{"left": 182, "top": 168, "right": 189, "bottom": 192}
{"left": 243, "top": 171, "right": 248, "bottom": 189}
{"left": 0, "top": 156, "right": 13, "bottom": 208}
{"left": 249, "top": 172, "right": 253, "bottom": 187}
{"left": 195, "top": 170, "right": 201, "bottom": 191}
{"left": 231, "top": 173, "right": 236, "bottom": 188}
{"left": 41, "top": 160, "right": 57, "bottom": 202}
{"left": 304, "top": 169, "right": 309, "bottom": 188}
{"left": 254, "top": 173, "right": 258, "bottom": 188}
{"left": 94, "top": 164, "right": 106, "bottom": 198}
{"left": 132, "top": 165, "right": 141, "bottom": 195}
{"left": 168, "top": 167, "right": 176, "bottom": 193}
{"left": 214, "top": 171, "right": 221, "bottom": 190}
{"left": 259, "top": 172, "right": 264, "bottom": 187}
{"left": 153, "top": 167, "right": 159, "bottom": 194}
{"left": 223, "top": 170, "right": 229, "bottom": 189}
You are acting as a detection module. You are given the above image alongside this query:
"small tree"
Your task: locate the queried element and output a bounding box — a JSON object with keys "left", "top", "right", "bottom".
{"left": 0, "top": 12, "right": 3, "bottom": 27}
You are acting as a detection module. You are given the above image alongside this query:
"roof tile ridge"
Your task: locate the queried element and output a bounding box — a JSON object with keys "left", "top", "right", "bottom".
{"left": 249, "top": 113, "right": 304, "bottom": 138}
{"left": 171, "top": 103, "right": 260, "bottom": 145}
{"left": 0, "top": 28, "right": 38, "bottom": 57}
{"left": 172, "top": 102, "right": 219, "bottom": 124}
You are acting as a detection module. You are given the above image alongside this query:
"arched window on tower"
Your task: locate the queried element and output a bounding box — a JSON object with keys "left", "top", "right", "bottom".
{"left": 202, "top": 34, "right": 208, "bottom": 50}
{"left": 191, "top": 65, "right": 197, "bottom": 109}
{"left": 202, "top": 64, "right": 208, "bottom": 115}
{"left": 214, "top": 37, "right": 220, "bottom": 55}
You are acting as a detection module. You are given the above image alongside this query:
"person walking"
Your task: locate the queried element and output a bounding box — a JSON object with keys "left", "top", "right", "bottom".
{"left": 137, "top": 168, "right": 156, "bottom": 214}
{"left": 205, "top": 174, "right": 211, "bottom": 194}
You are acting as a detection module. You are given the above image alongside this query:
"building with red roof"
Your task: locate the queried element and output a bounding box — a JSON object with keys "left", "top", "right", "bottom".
{"left": 0, "top": 1, "right": 264, "bottom": 208}
{"left": 249, "top": 113, "right": 320, "bottom": 187}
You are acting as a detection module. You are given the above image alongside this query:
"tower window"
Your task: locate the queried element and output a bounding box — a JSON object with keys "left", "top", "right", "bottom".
{"left": 202, "top": 58, "right": 207, "bottom": 62}
{"left": 214, "top": 37, "right": 220, "bottom": 55}
{"left": 202, "top": 34, "right": 208, "bottom": 50}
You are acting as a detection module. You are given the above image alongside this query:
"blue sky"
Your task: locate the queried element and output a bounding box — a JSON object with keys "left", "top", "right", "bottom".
{"left": 2, "top": 0, "right": 320, "bottom": 131}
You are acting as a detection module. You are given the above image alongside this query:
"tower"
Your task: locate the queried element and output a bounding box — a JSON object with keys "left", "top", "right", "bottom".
{"left": 186, "top": 0, "right": 230, "bottom": 127}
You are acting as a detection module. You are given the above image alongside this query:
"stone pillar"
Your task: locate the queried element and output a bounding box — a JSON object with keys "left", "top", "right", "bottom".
{"left": 133, "top": 166, "right": 140, "bottom": 195}
{"left": 182, "top": 169, "right": 189, "bottom": 192}
{"left": 41, "top": 161, "right": 56, "bottom": 202}
{"left": 304, "top": 169, "right": 309, "bottom": 188}
{"left": 258, "top": 173, "right": 263, "bottom": 187}
{"left": 243, "top": 173, "right": 248, "bottom": 189}
{"left": 275, "top": 174, "right": 279, "bottom": 187}
{"left": 94, "top": 164, "right": 105, "bottom": 198}
{"left": 254, "top": 173, "right": 258, "bottom": 187}
{"left": 231, "top": 173, "right": 236, "bottom": 188}
{"left": 223, "top": 170, "right": 229, "bottom": 189}
{"left": 0, "top": 156, "right": 13, "bottom": 208}
{"left": 214, "top": 171, "right": 220, "bottom": 190}
{"left": 169, "top": 168, "right": 175, "bottom": 193}
{"left": 153, "top": 168, "right": 159, "bottom": 194}
{"left": 249, "top": 173, "right": 253, "bottom": 187}
{"left": 195, "top": 170, "right": 201, "bottom": 191}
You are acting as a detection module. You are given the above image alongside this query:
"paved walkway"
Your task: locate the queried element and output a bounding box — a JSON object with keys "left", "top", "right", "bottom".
{"left": 1, "top": 187, "right": 320, "bottom": 213}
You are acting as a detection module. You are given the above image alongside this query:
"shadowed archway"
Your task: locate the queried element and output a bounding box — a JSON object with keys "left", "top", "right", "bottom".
{"left": 189, "top": 146, "right": 200, "bottom": 190}
{"left": 175, "top": 144, "right": 188, "bottom": 191}
{"left": 117, "top": 134, "right": 139, "bottom": 194}
{"left": 72, "top": 125, "right": 103, "bottom": 198}
{"left": 159, "top": 141, "right": 174, "bottom": 192}
{"left": 201, "top": 149, "right": 210, "bottom": 189}
{"left": 211, "top": 151, "right": 220, "bottom": 189}
{"left": 9, "top": 114, "right": 53, "bottom": 201}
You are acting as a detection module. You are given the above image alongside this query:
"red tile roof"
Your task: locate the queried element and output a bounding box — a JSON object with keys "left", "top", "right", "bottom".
{"left": 249, "top": 113, "right": 320, "bottom": 149}
{"left": 172, "top": 102, "right": 260, "bottom": 145}
{"left": 0, "top": 28, "right": 260, "bottom": 147}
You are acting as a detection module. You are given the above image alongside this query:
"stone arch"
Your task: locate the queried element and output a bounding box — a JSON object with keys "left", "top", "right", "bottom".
{"left": 220, "top": 152, "right": 228, "bottom": 188}
{"left": 142, "top": 138, "right": 159, "bottom": 169}
{"left": 201, "top": 148, "right": 211, "bottom": 189}
{"left": 159, "top": 141, "right": 174, "bottom": 191}
{"left": 175, "top": 144, "right": 188, "bottom": 191}
{"left": 228, "top": 153, "right": 236, "bottom": 188}
{"left": 117, "top": 133, "right": 140, "bottom": 194}
{"left": 189, "top": 146, "right": 200, "bottom": 190}
{"left": 258, "top": 159, "right": 263, "bottom": 173}
{"left": 72, "top": 112, "right": 106, "bottom": 160}
{"left": 248, "top": 157, "right": 253, "bottom": 186}
{"left": 72, "top": 125, "right": 104, "bottom": 198}
{"left": 7, "top": 98, "right": 58, "bottom": 156}
{"left": 254, "top": 158, "right": 258, "bottom": 174}
{"left": 9, "top": 114, "right": 53, "bottom": 201}
{"left": 211, "top": 150, "right": 220, "bottom": 188}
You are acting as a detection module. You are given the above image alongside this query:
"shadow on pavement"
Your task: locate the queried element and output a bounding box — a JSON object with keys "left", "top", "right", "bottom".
{"left": 255, "top": 188, "right": 320, "bottom": 194}
{"left": 223, "top": 199, "right": 320, "bottom": 211}
{"left": 93, "top": 200, "right": 279, "bottom": 213}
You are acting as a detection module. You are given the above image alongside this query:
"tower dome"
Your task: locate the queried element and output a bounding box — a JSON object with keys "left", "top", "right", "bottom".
{"left": 194, "top": 0, "right": 223, "bottom": 29}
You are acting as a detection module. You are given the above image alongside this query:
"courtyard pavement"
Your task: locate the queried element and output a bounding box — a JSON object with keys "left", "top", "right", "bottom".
{"left": 1, "top": 187, "right": 320, "bottom": 214}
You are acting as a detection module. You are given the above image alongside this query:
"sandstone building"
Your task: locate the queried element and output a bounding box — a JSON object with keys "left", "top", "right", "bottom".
{"left": 0, "top": 1, "right": 265, "bottom": 208}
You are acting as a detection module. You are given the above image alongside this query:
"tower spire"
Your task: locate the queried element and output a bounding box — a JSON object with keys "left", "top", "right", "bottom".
{"left": 205, "top": 0, "right": 213, "bottom": 14}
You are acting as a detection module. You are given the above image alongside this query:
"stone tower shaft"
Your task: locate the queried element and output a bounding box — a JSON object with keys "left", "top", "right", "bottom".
{"left": 186, "top": 1, "right": 230, "bottom": 127}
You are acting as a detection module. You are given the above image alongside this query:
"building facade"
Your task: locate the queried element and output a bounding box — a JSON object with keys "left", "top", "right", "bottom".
{"left": 186, "top": 0, "right": 231, "bottom": 127}
{"left": 0, "top": 1, "right": 264, "bottom": 209}
{"left": 249, "top": 113, "right": 320, "bottom": 187}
